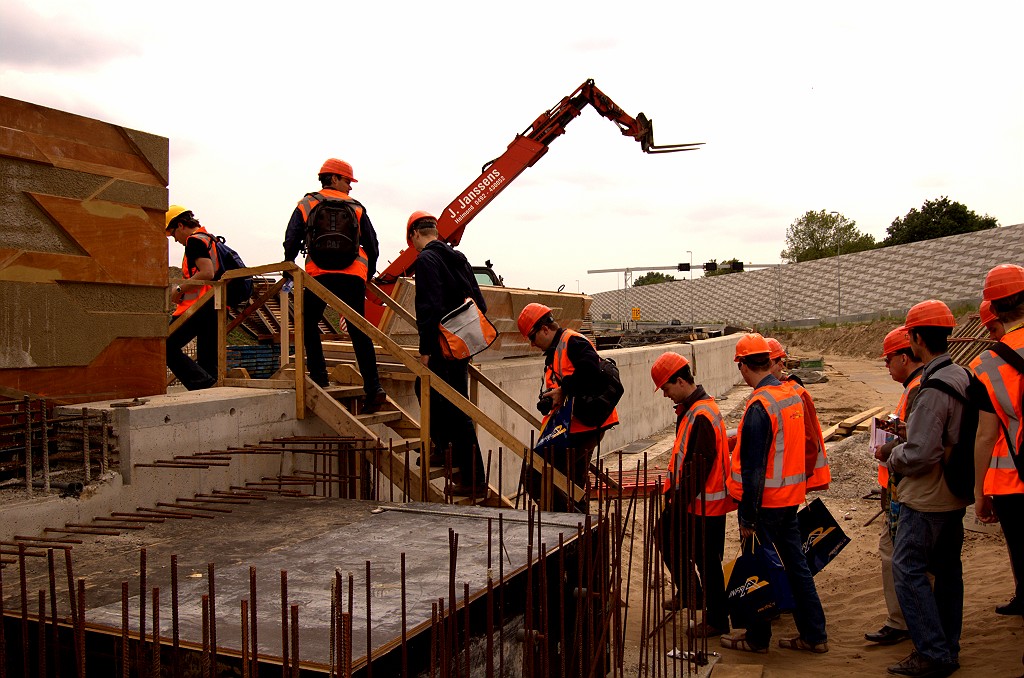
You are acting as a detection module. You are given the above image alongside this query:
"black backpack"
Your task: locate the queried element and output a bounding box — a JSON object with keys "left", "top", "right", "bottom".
{"left": 303, "top": 193, "right": 362, "bottom": 271}
{"left": 194, "top": 233, "right": 252, "bottom": 308}
{"left": 918, "top": 359, "right": 986, "bottom": 503}
{"left": 572, "top": 356, "right": 624, "bottom": 428}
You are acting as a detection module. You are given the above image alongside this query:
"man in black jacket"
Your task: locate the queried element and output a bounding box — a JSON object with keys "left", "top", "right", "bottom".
{"left": 407, "top": 211, "right": 487, "bottom": 495}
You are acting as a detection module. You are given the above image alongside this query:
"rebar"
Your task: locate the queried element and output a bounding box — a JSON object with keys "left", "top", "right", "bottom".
{"left": 82, "top": 407, "right": 90, "bottom": 483}
{"left": 122, "top": 582, "right": 129, "bottom": 678}
{"left": 47, "top": 549, "right": 60, "bottom": 678}
{"left": 290, "top": 604, "right": 300, "bottom": 678}
{"left": 152, "top": 587, "right": 161, "bottom": 676}
{"left": 101, "top": 410, "right": 110, "bottom": 474}
{"left": 281, "top": 570, "right": 289, "bottom": 670}
{"left": 37, "top": 589, "right": 46, "bottom": 677}
{"left": 250, "top": 565, "right": 258, "bottom": 676}
{"left": 24, "top": 397, "right": 32, "bottom": 497}
{"left": 41, "top": 399, "right": 50, "bottom": 493}
{"left": 171, "top": 555, "right": 181, "bottom": 678}
{"left": 208, "top": 561, "right": 217, "bottom": 675}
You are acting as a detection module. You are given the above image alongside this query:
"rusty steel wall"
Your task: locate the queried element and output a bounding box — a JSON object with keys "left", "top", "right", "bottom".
{"left": 0, "top": 96, "right": 169, "bottom": 401}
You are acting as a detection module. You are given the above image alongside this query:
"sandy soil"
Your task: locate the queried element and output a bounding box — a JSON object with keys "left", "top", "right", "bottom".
{"left": 615, "top": 350, "right": 1024, "bottom": 678}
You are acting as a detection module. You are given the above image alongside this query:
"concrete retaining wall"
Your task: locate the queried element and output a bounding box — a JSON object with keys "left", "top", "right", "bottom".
{"left": 590, "top": 224, "right": 1024, "bottom": 326}
{"left": 2, "top": 388, "right": 334, "bottom": 541}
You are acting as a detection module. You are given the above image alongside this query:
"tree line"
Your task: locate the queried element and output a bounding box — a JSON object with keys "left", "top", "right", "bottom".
{"left": 634, "top": 196, "right": 999, "bottom": 286}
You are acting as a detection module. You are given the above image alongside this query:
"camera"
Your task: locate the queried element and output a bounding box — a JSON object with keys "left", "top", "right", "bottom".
{"left": 537, "top": 396, "right": 554, "bottom": 416}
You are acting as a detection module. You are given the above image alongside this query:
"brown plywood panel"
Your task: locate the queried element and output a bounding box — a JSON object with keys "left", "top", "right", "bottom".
{"left": 0, "top": 97, "right": 169, "bottom": 402}
{"left": 0, "top": 96, "right": 168, "bottom": 186}
{"left": 0, "top": 192, "right": 167, "bottom": 286}
{"left": 0, "top": 337, "right": 166, "bottom": 402}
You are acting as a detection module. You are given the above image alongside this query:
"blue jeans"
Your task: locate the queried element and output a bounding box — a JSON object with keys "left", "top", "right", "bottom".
{"left": 745, "top": 506, "right": 827, "bottom": 647}
{"left": 892, "top": 505, "right": 965, "bottom": 664}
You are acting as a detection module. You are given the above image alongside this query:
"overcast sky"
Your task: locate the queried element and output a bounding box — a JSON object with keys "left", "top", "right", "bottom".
{"left": 2, "top": 1, "right": 1022, "bottom": 294}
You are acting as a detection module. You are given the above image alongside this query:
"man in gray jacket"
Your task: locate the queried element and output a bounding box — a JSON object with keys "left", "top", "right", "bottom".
{"left": 879, "top": 300, "right": 969, "bottom": 678}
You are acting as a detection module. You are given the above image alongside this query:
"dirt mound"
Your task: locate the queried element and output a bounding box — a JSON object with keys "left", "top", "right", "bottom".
{"left": 772, "top": 320, "right": 896, "bottom": 359}
{"left": 771, "top": 311, "right": 979, "bottom": 360}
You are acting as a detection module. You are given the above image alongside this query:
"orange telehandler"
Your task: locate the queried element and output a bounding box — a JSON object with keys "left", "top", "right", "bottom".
{"left": 367, "top": 78, "right": 701, "bottom": 325}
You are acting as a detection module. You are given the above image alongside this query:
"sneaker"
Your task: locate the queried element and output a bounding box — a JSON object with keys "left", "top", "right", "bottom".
{"left": 362, "top": 389, "right": 388, "bottom": 414}
{"left": 887, "top": 651, "right": 959, "bottom": 677}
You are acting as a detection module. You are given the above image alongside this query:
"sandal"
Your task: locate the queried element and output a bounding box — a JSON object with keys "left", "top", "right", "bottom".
{"left": 720, "top": 633, "right": 768, "bottom": 654}
{"left": 778, "top": 635, "right": 829, "bottom": 653}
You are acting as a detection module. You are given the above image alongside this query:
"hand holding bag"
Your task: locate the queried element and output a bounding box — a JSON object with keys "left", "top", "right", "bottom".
{"left": 724, "top": 534, "right": 794, "bottom": 628}
{"left": 797, "top": 497, "right": 851, "bottom": 576}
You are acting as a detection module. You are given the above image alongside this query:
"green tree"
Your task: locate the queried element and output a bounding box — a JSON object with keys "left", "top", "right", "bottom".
{"left": 781, "top": 210, "right": 876, "bottom": 262}
{"left": 883, "top": 196, "right": 998, "bottom": 246}
{"left": 633, "top": 271, "right": 675, "bottom": 286}
{"left": 704, "top": 258, "right": 743, "bottom": 277}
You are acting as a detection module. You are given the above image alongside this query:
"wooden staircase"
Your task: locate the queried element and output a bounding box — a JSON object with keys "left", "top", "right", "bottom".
{"left": 305, "top": 377, "right": 510, "bottom": 507}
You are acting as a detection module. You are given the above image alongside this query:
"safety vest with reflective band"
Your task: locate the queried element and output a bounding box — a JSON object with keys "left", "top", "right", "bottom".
{"left": 173, "top": 228, "right": 219, "bottom": 317}
{"left": 728, "top": 383, "right": 807, "bottom": 508}
{"left": 877, "top": 373, "right": 922, "bottom": 487}
{"left": 296, "top": 188, "right": 369, "bottom": 279}
{"left": 662, "top": 398, "right": 738, "bottom": 516}
{"left": 545, "top": 328, "right": 619, "bottom": 434}
{"left": 970, "top": 328, "right": 1024, "bottom": 496}
{"left": 788, "top": 379, "right": 830, "bottom": 491}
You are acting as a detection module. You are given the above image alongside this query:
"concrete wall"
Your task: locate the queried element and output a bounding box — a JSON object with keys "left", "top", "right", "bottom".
{"left": 590, "top": 223, "right": 1024, "bottom": 326}
{"left": 1, "top": 388, "right": 334, "bottom": 541}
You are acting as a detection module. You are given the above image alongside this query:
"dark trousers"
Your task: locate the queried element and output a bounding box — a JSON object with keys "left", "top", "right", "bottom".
{"left": 167, "top": 304, "right": 217, "bottom": 390}
{"left": 893, "top": 506, "right": 965, "bottom": 664}
{"left": 527, "top": 429, "right": 602, "bottom": 513}
{"left": 304, "top": 273, "right": 380, "bottom": 394}
{"left": 655, "top": 494, "right": 729, "bottom": 630}
{"left": 993, "top": 494, "right": 1024, "bottom": 600}
{"left": 424, "top": 354, "right": 485, "bottom": 483}
{"left": 745, "top": 506, "right": 827, "bottom": 648}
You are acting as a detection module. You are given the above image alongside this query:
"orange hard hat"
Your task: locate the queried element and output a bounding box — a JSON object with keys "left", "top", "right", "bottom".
{"left": 881, "top": 326, "right": 911, "bottom": 358}
{"left": 734, "top": 333, "right": 771, "bottom": 362}
{"left": 319, "top": 158, "right": 357, "bottom": 182}
{"left": 982, "top": 264, "right": 1024, "bottom": 301}
{"left": 407, "top": 210, "right": 436, "bottom": 229}
{"left": 979, "top": 300, "right": 998, "bottom": 326}
{"left": 651, "top": 352, "right": 690, "bottom": 391}
{"left": 518, "top": 303, "right": 552, "bottom": 338}
{"left": 904, "top": 299, "right": 955, "bottom": 329}
{"left": 766, "top": 338, "right": 786, "bottom": 360}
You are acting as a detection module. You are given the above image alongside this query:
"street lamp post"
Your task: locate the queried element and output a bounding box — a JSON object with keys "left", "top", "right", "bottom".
{"left": 686, "top": 250, "right": 693, "bottom": 330}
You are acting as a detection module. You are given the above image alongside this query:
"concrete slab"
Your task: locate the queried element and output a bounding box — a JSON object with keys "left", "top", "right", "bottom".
{"left": 9, "top": 496, "right": 590, "bottom": 672}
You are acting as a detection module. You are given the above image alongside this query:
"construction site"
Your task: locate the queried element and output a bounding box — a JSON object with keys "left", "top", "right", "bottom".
{"left": 1, "top": 86, "right": 1023, "bottom": 678}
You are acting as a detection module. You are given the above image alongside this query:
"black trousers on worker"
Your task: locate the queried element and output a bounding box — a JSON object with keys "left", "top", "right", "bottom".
{"left": 994, "top": 493, "right": 1024, "bottom": 603}
{"left": 424, "top": 354, "right": 485, "bottom": 484}
{"left": 304, "top": 273, "right": 381, "bottom": 395}
{"left": 527, "top": 429, "right": 603, "bottom": 513}
{"left": 167, "top": 304, "right": 217, "bottom": 391}
{"left": 656, "top": 491, "right": 729, "bottom": 630}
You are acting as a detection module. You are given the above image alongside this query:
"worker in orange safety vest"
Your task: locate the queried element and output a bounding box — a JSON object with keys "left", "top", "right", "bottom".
{"left": 864, "top": 326, "right": 922, "bottom": 646}
{"left": 165, "top": 205, "right": 219, "bottom": 390}
{"left": 721, "top": 334, "right": 827, "bottom": 655}
{"left": 282, "top": 158, "right": 387, "bottom": 413}
{"left": 651, "top": 351, "right": 736, "bottom": 636}
{"left": 971, "top": 264, "right": 1024, "bottom": 620}
{"left": 518, "top": 303, "right": 618, "bottom": 512}
{"left": 766, "top": 338, "right": 830, "bottom": 491}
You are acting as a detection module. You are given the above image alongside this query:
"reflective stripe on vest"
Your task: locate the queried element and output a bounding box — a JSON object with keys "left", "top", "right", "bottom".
{"left": 663, "top": 399, "right": 736, "bottom": 515}
{"left": 545, "top": 328, "right": 619, "bottom": 434}
{"left": 298, "top": 189, "right": 369, "bottom": 279}
{"left": 971, "top": 333, "right": 1024, "bottom": 495}
{"left": 173, "top": 229, "right": 218, "bottom": 317}
{"left": 729, "top": 383, "right": 807, "bottom": 507}
{"left": 792, "top": 381, "right": 830, "bottom": 490}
